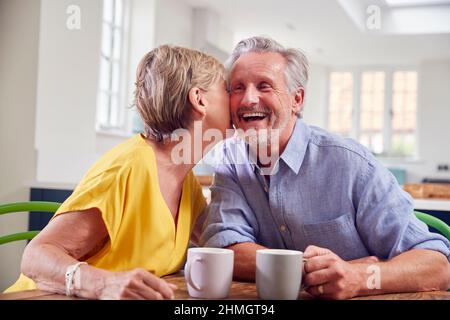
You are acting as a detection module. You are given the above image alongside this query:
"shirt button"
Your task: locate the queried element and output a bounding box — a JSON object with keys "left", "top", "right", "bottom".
{"left": 280, "top": 225, "right": 287, "bottom": 232}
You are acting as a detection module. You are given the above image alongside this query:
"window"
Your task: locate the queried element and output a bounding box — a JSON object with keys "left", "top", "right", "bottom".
{"left": 328, "top": 72, "right": 353, "bottom": 137}
{"left": 96, "top": 0, "right": 129, "bottom": 132}
{"left": 327, "top": 69, "right": 418, "bottom": 157}
{"left": 359, "top": 71, "right": 385, "bottom": 154}
{"left": 391, "top": 71, "right": 417, "bottom": 156}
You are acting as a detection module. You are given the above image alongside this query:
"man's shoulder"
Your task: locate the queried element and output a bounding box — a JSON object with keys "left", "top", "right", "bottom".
{"left": 307, "top": 125, "right": 376, "bottom": 164}
{"left": 216, "top": 138, "right": 249, "bottom": 163}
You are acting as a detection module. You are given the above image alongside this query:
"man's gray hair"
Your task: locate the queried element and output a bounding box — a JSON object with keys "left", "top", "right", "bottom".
{"left": 224, "top": 36, "right": 309, "bottom": 95}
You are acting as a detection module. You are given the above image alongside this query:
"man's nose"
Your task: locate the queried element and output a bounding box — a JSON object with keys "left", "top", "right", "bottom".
{"left": 241, "top": 86, "right": 259, "bottom": 107}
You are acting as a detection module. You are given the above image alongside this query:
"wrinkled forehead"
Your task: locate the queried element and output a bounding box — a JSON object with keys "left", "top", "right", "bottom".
{"left": 229, "top": 52, "right": 287, "bottom": 83}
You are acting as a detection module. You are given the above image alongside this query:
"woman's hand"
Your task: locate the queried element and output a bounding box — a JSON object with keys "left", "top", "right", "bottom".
{"left": 98, "top": 268, "right": 177, "bottom": 300}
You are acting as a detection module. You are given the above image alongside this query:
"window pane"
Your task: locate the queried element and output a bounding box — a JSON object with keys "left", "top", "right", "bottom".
{"left": 132, "top": 110, "right": 144, "bottom": 134}
{"left": 103, "top": 0, "right": 114, "bottom": 23}
{"left": 114, "top": 0, "right": 123, "bottom": 27}
{"left": 359, "top": 134, "right": 369, "bottom": 149}
{"left": 391, "top": 133, "right": 415, "bottom": 156}
{"left": 99, "top": 58, "right": 111, "bottom": 92}
{"left": 113, "top": 28, "right": 122, "bottom": 61}
{"left": 372, "top": 132, "right": 383, "bottom": 154}
{"left": 391, "top": 71, "right": 417, "bottom": 156}
{"left": 97, "top": 0, "right": 126, "bottom": 131}
{"left": 101, "top": 23, "right": 112, "bottom": 57}
{"left": 109, "top": 94, "right": 120, "bottom": 127}
{"left": 97, "top": 91, "right": 110, "bottom": 127}
{"left": 359, "top": 71, "right": 385, "bottom": 154}
{"left": 406, "top": 72, "right": 417, "bottom": 91}
{"left": 328, "top": 72, "right": 353, "bottom": 136}
{"left": 111, "top": 62, "right": 120, "bottom": 94}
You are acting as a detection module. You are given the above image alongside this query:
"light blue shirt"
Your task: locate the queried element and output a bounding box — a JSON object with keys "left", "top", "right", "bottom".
{"left": 200, "top": 119, "right": 450, "bottom": 261}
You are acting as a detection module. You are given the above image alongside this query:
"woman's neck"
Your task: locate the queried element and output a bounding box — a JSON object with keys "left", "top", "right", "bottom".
{"left": 143, "top": 125, "right": 223, "bottom": 180}
{"left": 144, "top": 137, "right": 193, "bottom": 183}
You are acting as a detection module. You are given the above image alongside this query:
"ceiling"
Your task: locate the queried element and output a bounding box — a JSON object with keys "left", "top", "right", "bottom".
{"left": 180, "top": 0, "right": 450, "bottom": 66}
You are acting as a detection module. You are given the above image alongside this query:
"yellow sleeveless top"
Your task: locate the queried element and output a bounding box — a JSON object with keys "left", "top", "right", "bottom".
{"left": 5, "top": 134, "right": 206, "bottom": 292}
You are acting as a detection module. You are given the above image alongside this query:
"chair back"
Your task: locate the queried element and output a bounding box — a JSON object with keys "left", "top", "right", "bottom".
{"left": 415, "top": 211, "right": 450, "bottom": 241}
{"left": 0, "top": 201, "right": 61, "bottom": 245}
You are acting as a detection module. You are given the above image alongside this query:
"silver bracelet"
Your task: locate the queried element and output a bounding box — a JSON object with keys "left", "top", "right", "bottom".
{"left": 65, "top": 262, "right": 87, "bottom": 296}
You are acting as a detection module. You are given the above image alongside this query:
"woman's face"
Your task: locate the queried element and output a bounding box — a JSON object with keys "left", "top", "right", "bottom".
{"left": 202, "top": 78, "right": 231, "bottom": 138}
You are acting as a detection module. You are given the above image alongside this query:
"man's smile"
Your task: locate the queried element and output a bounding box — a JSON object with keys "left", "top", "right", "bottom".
{"left": 237, "top": 110, "right": 271, "bottom": 123}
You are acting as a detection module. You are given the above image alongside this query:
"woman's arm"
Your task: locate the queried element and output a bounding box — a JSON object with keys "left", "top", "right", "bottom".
{"left": 21, "top": 208, "right": 176, "bottom": 299}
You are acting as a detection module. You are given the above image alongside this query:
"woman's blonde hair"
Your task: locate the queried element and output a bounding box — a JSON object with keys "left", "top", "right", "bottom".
{"left": 134, "top": 45, "right": 224, "bottom": 142}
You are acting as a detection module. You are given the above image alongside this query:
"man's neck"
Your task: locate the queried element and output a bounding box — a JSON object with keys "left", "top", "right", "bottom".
{"left": 252, "top": 118, "right": 298, "bottom": 170}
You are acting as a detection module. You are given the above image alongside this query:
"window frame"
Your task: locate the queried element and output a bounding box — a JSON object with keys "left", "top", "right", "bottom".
{"left": 326, "top": 66, "right": 419, "bottom": 159}
{"left": 96, "top": 0, "right": 131, "bottom": 136}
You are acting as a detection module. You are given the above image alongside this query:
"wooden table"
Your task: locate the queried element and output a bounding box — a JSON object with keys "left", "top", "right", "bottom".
{"left": 1, "top": 272, "right": 449, "bottom": 300}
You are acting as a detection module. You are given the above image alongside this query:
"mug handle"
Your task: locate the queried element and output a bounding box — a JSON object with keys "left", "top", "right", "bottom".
{"left": 185, "top": 255, "right": 203, "bottom": 291}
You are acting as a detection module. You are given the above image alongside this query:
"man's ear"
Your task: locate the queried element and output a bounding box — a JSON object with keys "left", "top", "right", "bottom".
{"left": 292, "top": 87, "right": 304, "bottom": 115}
{"left": 188, "top": 87, "right": 207, "bottom": 120}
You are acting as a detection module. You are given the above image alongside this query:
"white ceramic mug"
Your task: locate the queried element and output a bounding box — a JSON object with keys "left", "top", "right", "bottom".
{"left": 185, "top": 247, "right": 234, "bottom": 299}
{"left": 256, "top": 249, "right": 304, "bottom": 300}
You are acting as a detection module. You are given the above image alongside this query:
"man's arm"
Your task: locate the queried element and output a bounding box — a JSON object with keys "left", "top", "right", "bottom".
{"left": 335, "top": 151, "right": 450, "bottom": 298}
{"left": 226, "top": 242, "right": 268, "bottom": 281}
{"left": 227, "top": 243, "right": 382, "bottom": 283}
{"left": 303, "top": 245, "right": 450, "bottom": 300}
{"left": 199, "top": 143, "right": 262, "bottom": 269}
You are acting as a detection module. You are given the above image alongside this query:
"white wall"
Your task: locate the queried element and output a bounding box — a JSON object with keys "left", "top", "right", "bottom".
{"left": 417, "top": 60, "right": 450, "bottom": 174}
{"left": 154, "top": 0, "right": 192, "bottom": 48}
{"left": 34, "top": 0, "right": 102, "bottom": 184}
{"left": 192, "top": 8, "right": 232, "bottom": 61}
{"left": 0, "top": 0, "right": 41, "bottom": 291}
{"left": 303, "top": 64, "right": 329, "bottom": 129}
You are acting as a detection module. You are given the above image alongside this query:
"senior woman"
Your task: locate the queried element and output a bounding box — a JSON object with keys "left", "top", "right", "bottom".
{"left": 5, "top": 45, "right": 230, "bottom": 299}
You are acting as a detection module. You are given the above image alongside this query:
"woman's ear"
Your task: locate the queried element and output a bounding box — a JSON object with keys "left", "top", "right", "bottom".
{"left": 188, "top": 87, "right": 207, "bottom": 120}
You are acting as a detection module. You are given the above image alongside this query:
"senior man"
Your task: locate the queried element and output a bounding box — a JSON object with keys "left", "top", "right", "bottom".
{"left": 199, "top": 36, "right": 450, "bottom": 299}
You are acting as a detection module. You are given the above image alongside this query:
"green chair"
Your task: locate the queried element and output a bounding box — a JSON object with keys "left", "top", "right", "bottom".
{"left": 415, "top": 211, "right": 450, "bottom": 292}
{"left": 0, "top": 201, "right": 61, "bottom": 245}
{"left": 415, "top": 211, "right": 450, "bottom": 241}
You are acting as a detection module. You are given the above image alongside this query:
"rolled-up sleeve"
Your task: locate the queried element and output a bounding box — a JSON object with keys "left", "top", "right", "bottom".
{"left": 355, "top": 159, "right": 450, "bottom": 261}
{"left": 199, "top": 158, "right": 259, "bottom": 248}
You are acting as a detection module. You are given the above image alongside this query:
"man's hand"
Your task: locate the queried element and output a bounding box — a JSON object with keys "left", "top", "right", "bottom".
{"left": 303, "top": 245, "right": 368, "bottom": 300}
{"left": 98, "top": 268, "right": 177, "bottom": 300}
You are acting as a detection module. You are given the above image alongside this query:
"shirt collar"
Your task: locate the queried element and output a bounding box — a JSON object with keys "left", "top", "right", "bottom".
{"left": 279, "top": 118, "right": 311, "bottom": 175}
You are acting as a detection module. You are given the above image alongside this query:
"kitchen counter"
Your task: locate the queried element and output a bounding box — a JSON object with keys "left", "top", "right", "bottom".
{"left": 413, "top": 198, "right": 450, "bottom": 212}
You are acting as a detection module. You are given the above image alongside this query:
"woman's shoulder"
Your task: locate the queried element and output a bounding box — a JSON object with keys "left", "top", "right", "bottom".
{"left": 83, "top": 135, "right": 155, "bottom": 180}
{"left": 102, "top": 134, "right": 151, "bottom": 161}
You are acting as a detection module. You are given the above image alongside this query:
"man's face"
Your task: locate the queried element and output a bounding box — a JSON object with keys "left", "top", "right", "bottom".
{"left": 229, "top": 52, "right": 301, "bottom": 148}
